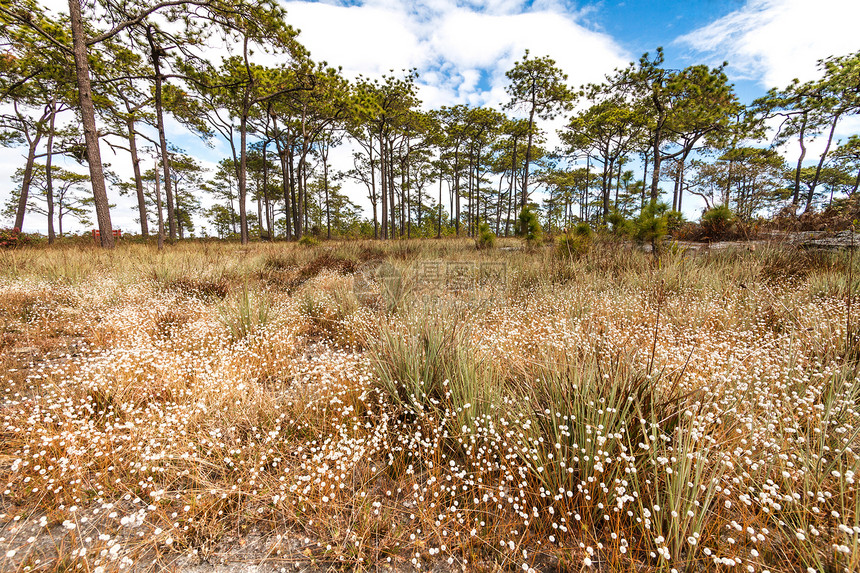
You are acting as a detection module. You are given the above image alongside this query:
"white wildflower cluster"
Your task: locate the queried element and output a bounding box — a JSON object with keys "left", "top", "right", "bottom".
{"left": 0, "top": 249, "right": 857, "bottom": 573}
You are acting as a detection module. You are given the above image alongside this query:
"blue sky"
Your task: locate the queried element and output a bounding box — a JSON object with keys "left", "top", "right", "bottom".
{"left": 279, "top": 0, "right": 858, "bottom": 106}
{"left": 580, "top": 1, "right": 762, "bottom": 100}
{"left": 2, "top": 0, "right": 859, "bottom": 234}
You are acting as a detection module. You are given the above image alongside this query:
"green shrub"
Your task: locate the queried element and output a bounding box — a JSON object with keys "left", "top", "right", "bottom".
{"left": 701, "top": 205, "right": 735, "bottom": 239}
{"left": 475, "top": 220, "right": 496, "bottom": 250}
{"left": 634, "top": 200, "right": 669, "bottom": 254}
{"left": 517, "top": 205, "right": 543, "bottom": 248}
{"left": 606, "top": 210, "right": 633, "bottom": 237}
{"left": 666, "top": 208, "right": 684, "bottom": 233}
{"left": 556, "top": 222, "right": 592, "bottom": 259}
{"left": 298, "top": 235, "right": 319, "bottom": 247}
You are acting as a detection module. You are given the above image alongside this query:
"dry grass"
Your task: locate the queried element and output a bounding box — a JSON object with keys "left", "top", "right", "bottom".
{"left": 0, "top": 239, "right": 857, "bottom": 572}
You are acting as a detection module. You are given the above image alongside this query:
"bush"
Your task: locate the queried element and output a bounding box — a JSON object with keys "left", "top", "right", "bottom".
{"left": 606, "top": 210, "right": 634, "bottom": 237}
{"left": 475, "top": 220, "right": 496, "bottom": 250}
{"left": 666, "top": 208, "right": 685, "bottom": 233}
{"left": 517, "top": 205, "right": 543, "bottom": 248}
{"left": 556, "top": 222, "right": 592, "bottom": 259}
{"left": 634, "top": 200, "right": 669, "bottom": 254}
{"left": 701, "top": 205, "right": 735, "bottom": 239}
{"left": 298, "top": 235, "right": 319, "bottom": 247}
{"left": 0, "top": 228, "right": 30, "bottom": 249}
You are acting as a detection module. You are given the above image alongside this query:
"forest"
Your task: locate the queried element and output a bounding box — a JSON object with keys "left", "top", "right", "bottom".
{"left": 1, "top": 0, "right": 859, "bottom": 247}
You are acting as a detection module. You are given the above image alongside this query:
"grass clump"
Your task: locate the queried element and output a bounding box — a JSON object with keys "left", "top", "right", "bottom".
{"left": 163, "top": 276, "right": 231, "bottom": 299}
{"left": 366, "top": 317, "right": 496, "bottom": 422}
{"left": 220, "top": 282, "right": 272, "bottom": 341}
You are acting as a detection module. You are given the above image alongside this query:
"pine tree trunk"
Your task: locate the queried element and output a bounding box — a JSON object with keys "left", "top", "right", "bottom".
{"left": 437, "top": 168, "right": 442, "bottom": 238}
{"left": 522, "top": 107, "right": 534, "bottom": 209}
{"left": 467, "top": 152, "right": 473, "bottom": 236}
{"left": 238, "top": 110, "right": 250, "bottom": 243}
{"left": 380, "top": 132, "right": 387, "bottom": 240}
{"left": 505, "top": 171, "right": 513, "bottom": 237}
{"left": 602, "top": 160, "right": 611, "bottom": 220}
{"left": 454, "top": 148, "right": 460, "bottom": 236}
{"left": 45, "top": 99, "right": 56, "bottom": 243}
{"left": 289, "top": 145, "right": 298, "bottom": 239}
{"left": 585, "top": 155, "right": 591, "bottom": 221}
{"left": 400, "top": 149, "right": 406, "bottom": 238}
{"left": 15, "top": 126, "right": 42, "bottom": 233}
{"left": 805, "top": 112, "right": 841, "bottom": 212}
{"left": 369, "top": 136, "right": 378, "bottom": 240}
{"left": 147, "top": 27, "right": 175, "bottom": 242}
{"left": 793, "top": 112, "right": 808, "bottom": 206}
{"left": 650, "top": 134, "right": 661, "bottom": 204}
{"left": 323, "top": 140, "right": 331, "bottom": 239}
{"left": 389, "top": 139, "right": 396, "bottom": 238}
{"left": 277, "top": 145, "right": 290, "bottom": 239}
{"left": 641, "top": 151, "right": 649, "bottom": 209}
{"left": 506, "top": 135, "right": 518, "bottom": 236}
{"left": 69, "top": 0, "right": 113, "bottom": 247}
{"left": 262, "top": 138, "right": 270, "bottom": 238}
{"left": 496, "top": 173, "right": 505, "bottom": 234}
{"left": 672, "top": 164, "right": 680, "bottom": 212}
{"left": 155, "top": 161, "right": 164, "bottom": 251}
{"left": 127, "top": 116, "right": 148, "bottom": 237}
{"left": 724, "top": 158, "right": 734, "bottom": 207}
{"left": 475, "top": 152, "right": 482, "bottom": 230}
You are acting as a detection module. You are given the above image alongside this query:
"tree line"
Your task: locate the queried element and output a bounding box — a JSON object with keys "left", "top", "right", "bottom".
{"left": 2, "top": 1, "right": 859, "bottom": 247}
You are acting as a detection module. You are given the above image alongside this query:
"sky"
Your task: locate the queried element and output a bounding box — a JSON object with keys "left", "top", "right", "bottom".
{"left": 2, "top": 0, "right": 860, "bottom": 235}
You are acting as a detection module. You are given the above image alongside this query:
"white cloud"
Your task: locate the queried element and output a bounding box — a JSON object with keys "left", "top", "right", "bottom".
{"left": 284, "top": 2, "right": 428, "bottom": 76}
{"left": 677, "top": 0, "right": 860, "bottom": 89}
{"left": 282, "top": 0, "right": 629, "bottom": 108}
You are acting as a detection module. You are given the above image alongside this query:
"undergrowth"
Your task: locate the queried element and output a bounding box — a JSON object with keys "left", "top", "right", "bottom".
{"left": 0, "top": 239, "right": 857, "bottom": 572}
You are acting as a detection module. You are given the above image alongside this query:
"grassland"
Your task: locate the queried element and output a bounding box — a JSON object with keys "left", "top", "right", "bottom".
{"left": 0, "top": 238, "right": 857, "bottom": 573}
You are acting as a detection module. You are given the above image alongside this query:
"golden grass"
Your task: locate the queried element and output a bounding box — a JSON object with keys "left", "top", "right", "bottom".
{"left": 0, "top": 239, "right": 857, "bottom": 572}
